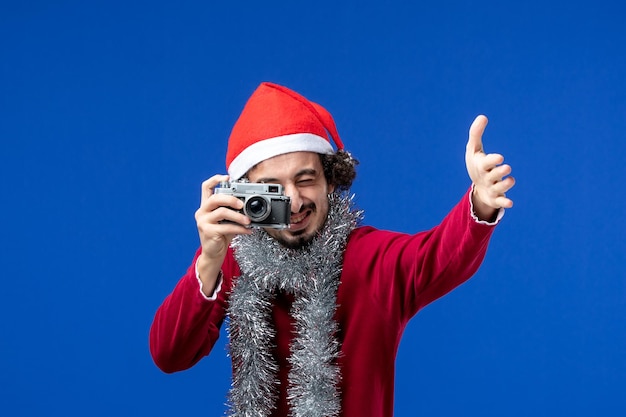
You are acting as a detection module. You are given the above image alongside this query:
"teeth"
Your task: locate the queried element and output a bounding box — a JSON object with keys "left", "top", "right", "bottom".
{"left": 291, "top": 212, "right": 307, "bottom": 224}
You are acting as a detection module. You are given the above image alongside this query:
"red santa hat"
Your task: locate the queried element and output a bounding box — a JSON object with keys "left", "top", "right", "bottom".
{"left": 225, "top": 82, "right": 345, "bottom": 180}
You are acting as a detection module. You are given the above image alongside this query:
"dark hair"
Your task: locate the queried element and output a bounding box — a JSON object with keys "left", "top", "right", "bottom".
{"left": 244, "top": 150, "right": 359, "bottom": 192}
{"left": 319, "top": 149, "right": 359, "bottom": 193}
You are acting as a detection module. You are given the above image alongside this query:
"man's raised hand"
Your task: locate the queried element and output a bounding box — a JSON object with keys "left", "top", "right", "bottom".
{"left": 465, "top": 115, "right": 515, "bottom": 219}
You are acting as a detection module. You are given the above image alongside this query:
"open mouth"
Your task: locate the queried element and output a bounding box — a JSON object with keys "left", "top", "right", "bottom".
{"left": 290, "top": 210, "right": 311, "bottom": 227}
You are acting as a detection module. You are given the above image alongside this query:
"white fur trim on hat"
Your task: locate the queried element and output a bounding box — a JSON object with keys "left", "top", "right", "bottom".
{"left": 228, "top": 133, "right": 334, "bottom": 180}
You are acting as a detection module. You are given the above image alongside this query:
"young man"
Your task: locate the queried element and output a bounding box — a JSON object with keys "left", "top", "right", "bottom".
{"left": 150, "top": 82, "right": 515, "bottom": 417}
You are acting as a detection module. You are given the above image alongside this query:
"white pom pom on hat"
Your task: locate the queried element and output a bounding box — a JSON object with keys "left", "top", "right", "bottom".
{"left": 225, "top": 82, "right": 344, "bottom": 180}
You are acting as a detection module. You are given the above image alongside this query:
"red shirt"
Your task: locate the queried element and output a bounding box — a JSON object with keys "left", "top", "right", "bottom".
{"left": 150, "top": 189, "right": 499, "bottom": 416}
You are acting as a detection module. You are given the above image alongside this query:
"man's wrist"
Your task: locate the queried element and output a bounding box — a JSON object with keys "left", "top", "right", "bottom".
{"left": 195, "top": 258, "right": 223, "bottom": 300}
{"left": 470, "top": 185, "right": 505, "bottom": 225}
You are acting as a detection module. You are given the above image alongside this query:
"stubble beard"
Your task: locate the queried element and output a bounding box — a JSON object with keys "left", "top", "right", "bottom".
{"left": 269, "top": 203, "right": 326, "bottom": 250}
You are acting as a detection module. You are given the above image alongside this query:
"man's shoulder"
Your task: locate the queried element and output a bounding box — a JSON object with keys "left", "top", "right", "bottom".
{"left": 347, "top": 225, "right": 407, "bottom": 244}
{"left": 348, "top": 225, "right": 377, "bottom": 239}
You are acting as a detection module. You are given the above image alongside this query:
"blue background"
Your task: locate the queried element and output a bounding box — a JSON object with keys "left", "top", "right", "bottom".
{"left": 1, "top": 1, "right": 625, "bottom": 416}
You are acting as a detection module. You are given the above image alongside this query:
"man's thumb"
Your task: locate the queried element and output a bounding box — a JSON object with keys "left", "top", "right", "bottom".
{"left": 467, "top": 115, "right": 488, "bottom": 154}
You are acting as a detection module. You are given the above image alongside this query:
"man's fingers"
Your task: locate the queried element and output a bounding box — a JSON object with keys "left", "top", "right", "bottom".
{"left": 467, "top": 115, "right": 488, "bottom": 154}
{"left": 479, "top": 153, "right": 505, "bottom": 172}
{"left": 195, "top": 204, "right": 251, "bottom": 238}
{"left": 494, "top": 176, "right": 516, "bottom": 193}
{"left": 201, "top": 174, "right": 230, "bottom": 201}
{"left": 196, "top": 194, "right": 248, "bottom": 230}
{"left": 486, "top": 163, "right": 511, "bottom": 183}
{"left": 494, "top": 195, "right": 514, "bottom": 209}
{"left": 207, "top": 205, "right": 250, "bottom": 226}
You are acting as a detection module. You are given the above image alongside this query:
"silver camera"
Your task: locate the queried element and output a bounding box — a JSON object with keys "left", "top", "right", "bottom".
{"left": 215, "top": 181, "right": 291, "bottom": 229}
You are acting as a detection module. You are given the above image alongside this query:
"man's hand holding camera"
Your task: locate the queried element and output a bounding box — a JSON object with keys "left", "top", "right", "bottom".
{"left": 465, "top": 115, "right": 516, "bottom": 222}
{"left": 194, "top": 174, "right": 252, "bottom": 296}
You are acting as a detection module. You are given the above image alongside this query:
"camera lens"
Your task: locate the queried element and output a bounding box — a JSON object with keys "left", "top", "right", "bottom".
{"left": 244, "top": 196, "right": 270, "bottom": 222}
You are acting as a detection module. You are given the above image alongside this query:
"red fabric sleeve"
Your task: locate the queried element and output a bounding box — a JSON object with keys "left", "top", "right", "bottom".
{"left": 343, "top": 187, "right": 496, "bottom": 322}
{"left": 149, "top": 247, "right": 238, "bottom": 373}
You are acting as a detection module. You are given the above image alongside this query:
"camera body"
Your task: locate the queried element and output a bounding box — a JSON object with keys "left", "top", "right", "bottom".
{"left": 215, "top": 181, "right": 291, "bottom": 229}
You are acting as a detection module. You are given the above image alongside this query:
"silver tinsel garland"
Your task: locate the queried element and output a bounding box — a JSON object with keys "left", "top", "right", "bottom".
{"left": 227, "top": 193, "right": 362, "bottom": 417}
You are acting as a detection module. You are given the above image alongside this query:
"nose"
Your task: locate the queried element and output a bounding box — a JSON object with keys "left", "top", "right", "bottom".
{"left": 284, "top": 184, "right": 303, "bottom": 213}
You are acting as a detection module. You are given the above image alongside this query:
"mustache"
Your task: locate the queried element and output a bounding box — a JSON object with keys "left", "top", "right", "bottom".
{"left": 292, "top": 203, "right": 316, "bottom": 215}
